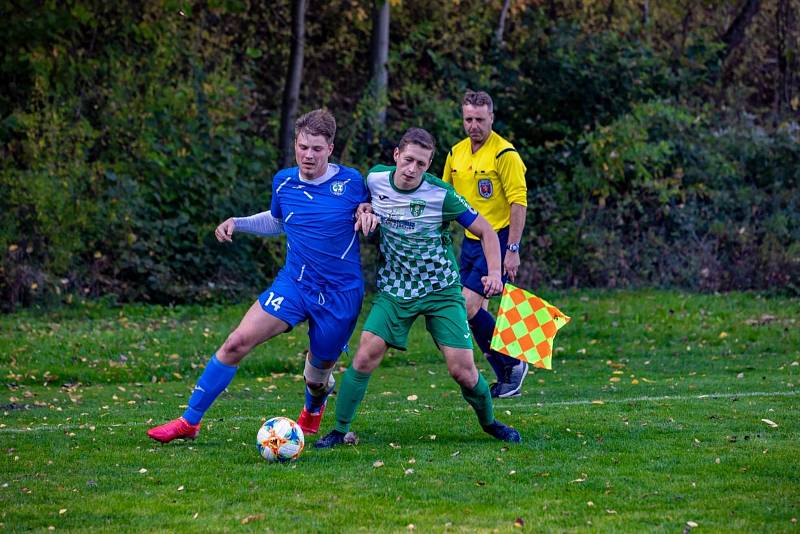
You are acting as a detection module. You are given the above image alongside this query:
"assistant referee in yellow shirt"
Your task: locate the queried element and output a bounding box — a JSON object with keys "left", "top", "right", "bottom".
{"left": 443, "top": 90, "right": 529, "bottom": 398}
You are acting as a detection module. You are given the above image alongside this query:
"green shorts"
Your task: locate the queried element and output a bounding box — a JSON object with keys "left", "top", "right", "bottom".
{"left": 363, "top": 285, "right": 473, "bottom": 351}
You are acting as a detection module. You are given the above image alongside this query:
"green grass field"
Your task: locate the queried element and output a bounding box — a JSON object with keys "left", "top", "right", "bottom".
{"left": 2, "top": 290, "right": 798, "bottom": 532}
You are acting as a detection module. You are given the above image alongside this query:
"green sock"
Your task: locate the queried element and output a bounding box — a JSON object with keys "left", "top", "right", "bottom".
{"left": 460, "top": 373, "right": 495, "bottom": 427}
{"left": 333, "top": 366, "right": 372, "bottom": 433}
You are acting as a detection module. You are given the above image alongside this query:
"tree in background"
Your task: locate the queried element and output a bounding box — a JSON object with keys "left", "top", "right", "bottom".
{"left": 278, "top": 0, "right": 307, "bottom": 168}
{"left": 369, "top": 0, "right": 390, "bottom": 130}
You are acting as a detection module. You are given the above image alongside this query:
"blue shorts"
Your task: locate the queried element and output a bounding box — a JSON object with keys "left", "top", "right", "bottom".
{"left": 258, "top": 271, "right": 364, "bottom": 362}
{"left": 459, "top": 226, "right": 509, "bottom": 297}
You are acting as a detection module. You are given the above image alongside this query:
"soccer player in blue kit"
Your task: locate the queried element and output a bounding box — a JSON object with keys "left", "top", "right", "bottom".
{"left": 147, "top": 109, "right": 378, "bottom": 443}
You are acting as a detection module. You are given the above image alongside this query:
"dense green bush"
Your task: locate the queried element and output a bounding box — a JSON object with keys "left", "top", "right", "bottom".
{"left": 519, "top": 101, "right": 800, "bottom": 293}
{"left": 0, "top": 2, "right": 281, "bottom": 310}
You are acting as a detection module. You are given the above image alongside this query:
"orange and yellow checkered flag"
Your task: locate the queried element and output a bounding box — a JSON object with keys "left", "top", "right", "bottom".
{"left": 490, "top": 284, "right": 571, "bottom": 370}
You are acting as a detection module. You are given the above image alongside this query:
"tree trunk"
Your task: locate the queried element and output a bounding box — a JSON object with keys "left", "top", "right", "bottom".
{"left": 720, "top": 0, "right": 762, "bottom": 63}
{"left": 495, "top": 0, "right": 512, "bottom": 48}
{"left": 369, "top": 0, "right": 390, "bottom": 128}
{"left": 641, "top": 0, "right": 649, "bottom": 27}
{"left": 606, "top": 0, "right": 615, "bottom": 25}
{"left": 775, "top": 0, "right": 793, "bottom": 114}
{"left": 278, "top": 0, "right": 306, "bottom": 168}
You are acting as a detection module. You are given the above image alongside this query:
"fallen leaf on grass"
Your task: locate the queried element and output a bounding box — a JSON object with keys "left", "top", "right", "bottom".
{"left": 138, "top": 468, "right": 147, "bottom": 474}
{"left": 587, "top": 501, "right": 594, "bottom": 507}
{"left": 745, "top": 314, "right": 777, "bottom": 326}
{"left": 606, "top": 509, "right": 617, "bottom": 514}
{"left": 240, "top": 514, "right": 264, "bottom": 525}
{"left": 591, "top": 400, "right": 605, "bottom": 405}
{"left": 373, "top": 460, "right": 384, "bottom": 468}
{"left": 404, "top": 468, "right": 414, "bottom": 475}
{"left": 687, "top": 520, "right": 698, "bottom": 527}
{"left": 406, "top": 395, "right": 418, "bottom": 401}
{"left": 59, "top": 509, "right": 67, "bottom": 515}
{"left": 177, "top": 486, "right": 184, "bottom": 491}
{"left": 570, "top": 474, "right": 587, "bottom": 483}
{"left": 761, "top": 419, "right": 778, "bottom": 428}
{"left": 514, "top": 517, "right": 525, "bottom": 528}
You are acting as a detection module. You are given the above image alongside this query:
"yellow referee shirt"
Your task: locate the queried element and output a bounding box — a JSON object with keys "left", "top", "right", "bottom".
{"left": 443, "top": 131, "right": 527, "bottom": 239}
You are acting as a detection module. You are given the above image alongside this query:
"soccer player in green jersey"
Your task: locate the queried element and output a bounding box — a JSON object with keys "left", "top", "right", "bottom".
{"left": 315, "top": 128, "right": 521, "bottom": 448}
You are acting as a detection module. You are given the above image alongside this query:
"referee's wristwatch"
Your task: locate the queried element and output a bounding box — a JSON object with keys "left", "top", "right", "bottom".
{"left": 506, "top": 242, "right": 520, "bottom": 253}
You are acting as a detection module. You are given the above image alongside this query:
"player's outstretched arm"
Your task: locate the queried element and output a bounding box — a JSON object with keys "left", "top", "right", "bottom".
{"left": 215, "top": 218, "right": 236, "bottom": 242}
{"left": 216, "top": 211, "right": 285, "bottom": 242}
{"left": 466, "top": 215, "right": 503, "bottom": 297}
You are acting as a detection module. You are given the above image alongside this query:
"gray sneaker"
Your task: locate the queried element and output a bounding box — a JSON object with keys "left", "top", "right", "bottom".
{"left": 491, "top": 361, "right": 529, "bottom": 398}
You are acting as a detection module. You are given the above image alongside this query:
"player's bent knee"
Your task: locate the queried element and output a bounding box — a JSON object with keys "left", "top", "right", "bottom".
{"left": 352, "top": 351, "right": 382, "bottom": 373}
{"left": 448, "top": 367, "right": 473, "bottom": 386}
{"left": 445, "top": 355, "right": 478, "bottom": 387}
{"left": 219, "top": 331, "right": 253, "bottom": 361}
{"left": 352, "top": 357, "right": 374, "bottom": 374}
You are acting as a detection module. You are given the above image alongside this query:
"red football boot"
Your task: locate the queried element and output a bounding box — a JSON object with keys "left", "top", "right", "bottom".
{"left": 147, "top": 417, "right": 201, "bottom": 443}
{"left": 297, "top": 403, "right": 327, "bottom": 435}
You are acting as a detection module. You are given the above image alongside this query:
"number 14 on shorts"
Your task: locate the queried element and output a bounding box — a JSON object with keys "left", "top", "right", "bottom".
{"left": 263, "top": 291, "right": 284, "bottom": 311}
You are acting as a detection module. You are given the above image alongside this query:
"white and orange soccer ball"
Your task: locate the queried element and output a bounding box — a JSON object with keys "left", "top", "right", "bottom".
{"left": 256, "top": 416, "right": 305, "bottom": 463}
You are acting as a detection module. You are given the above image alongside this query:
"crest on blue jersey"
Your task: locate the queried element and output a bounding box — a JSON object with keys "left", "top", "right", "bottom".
{"left": 409, "top": 199, "right": 426, "bottom": 217}
{"left": 330, "top": 181, "right": 346, "bottom": 196}
{"left": 478, "top": 179, "right": 493, "bottom": 199}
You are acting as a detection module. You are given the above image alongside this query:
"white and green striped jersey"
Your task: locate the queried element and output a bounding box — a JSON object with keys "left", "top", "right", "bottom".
{"left": 366, "top": 165, "right": 478, "bottom": 300}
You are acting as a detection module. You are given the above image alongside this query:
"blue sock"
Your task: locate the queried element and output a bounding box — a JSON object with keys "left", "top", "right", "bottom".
{"left": 304, "top": 385, "right": 331, "bottom": 414}
{"left": 182, "top": 354, "right": 238, "bottom": 425}
{"left": 469, "top": 308, "right": 517, "bottom": 377}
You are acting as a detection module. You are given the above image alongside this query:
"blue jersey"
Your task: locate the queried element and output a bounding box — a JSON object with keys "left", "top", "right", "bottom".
{"left": 270, "top": 164, "right": 368, "bottom": 291}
